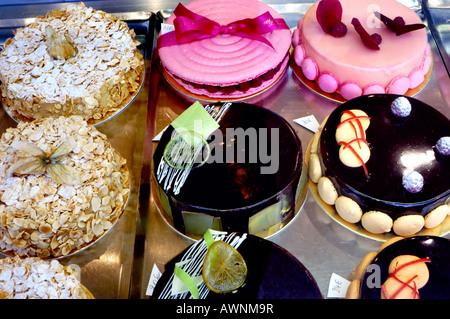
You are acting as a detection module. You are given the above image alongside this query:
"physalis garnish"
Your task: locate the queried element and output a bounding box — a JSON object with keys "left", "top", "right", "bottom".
{"left": 45, "top": 25, "right": 76, "bottom": 60}
{"left": 7, "top": 138, "right": 82, "bottom": 185}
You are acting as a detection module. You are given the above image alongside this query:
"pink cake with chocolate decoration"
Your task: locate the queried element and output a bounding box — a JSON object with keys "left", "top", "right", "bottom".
{"left": 291, "top": 0, "right": 430, "bottom": 101}
{"left": 158, "top": 0, "right": 291, "bottom": 100}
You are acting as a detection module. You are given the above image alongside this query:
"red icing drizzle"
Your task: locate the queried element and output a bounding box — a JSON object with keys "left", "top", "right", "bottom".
{"left": 338, "top": 140, "right": 369, "bottom": 177}
{"left": 337, "top": 110, "right": 371, "bottom": 177}
{"left": 338, "top": 110, "right": 369, "bottom": 140}
{"left": 381, "top": 257, "right": 431, "bottom": 299}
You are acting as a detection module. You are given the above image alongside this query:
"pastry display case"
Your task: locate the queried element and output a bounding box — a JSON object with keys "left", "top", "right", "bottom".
{"left": 0, "top": 0, "right": 448, "bottom": 299}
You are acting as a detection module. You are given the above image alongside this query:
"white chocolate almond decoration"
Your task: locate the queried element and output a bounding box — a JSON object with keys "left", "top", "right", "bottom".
{"left": 335, "top": 196, "right": 363, "bottom": 223}
{"left": 335, "top": 110, "right": 370, "bottom": 143}
{"left": 317, "top": 176, "right": 338, "bottom": 205}
{"left": 335, "top": 109, "right": 371, "bottom": 177}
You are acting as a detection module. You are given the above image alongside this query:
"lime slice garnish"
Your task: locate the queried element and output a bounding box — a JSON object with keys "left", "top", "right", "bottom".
{"left": 163, "top": 130, "right": 210, "bottom": 170}
{"left": 202, "top": 240, "right": 247, "bottom": 294}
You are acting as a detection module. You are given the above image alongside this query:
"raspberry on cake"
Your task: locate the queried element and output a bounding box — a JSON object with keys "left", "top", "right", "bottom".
{"left": 291, "top": 0, "right": 430, "bottom": 100}
{"left": 0, "top": 2, "right": 144, "bottom": 124}
{"left": 308, "top": 95, "right": 450, "bottom": 237}
{"left": 158, "top": 0, "right": 291, "bottom": 100}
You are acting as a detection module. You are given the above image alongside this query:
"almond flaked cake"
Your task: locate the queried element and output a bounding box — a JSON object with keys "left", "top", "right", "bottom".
{"left": 0, "top": 116, "right": 129, "bottom": 258}
{"left": 0, "top": 2, "right": 144, "bottom": 124}
{"left": 0, "top": 256, "right": 93, "bottom": 299}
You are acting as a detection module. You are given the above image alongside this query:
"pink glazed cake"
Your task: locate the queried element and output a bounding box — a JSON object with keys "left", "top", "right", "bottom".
{"left": 291, "top": 0, "right": 431, "bottom": 101}
{"left": 158, "top": 0, "right": 291, "bottom": 99}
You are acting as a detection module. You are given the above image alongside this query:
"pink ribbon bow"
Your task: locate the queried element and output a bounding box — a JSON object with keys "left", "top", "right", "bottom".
{"left": 158, "top": 3, "right": 289, "bottom": 50}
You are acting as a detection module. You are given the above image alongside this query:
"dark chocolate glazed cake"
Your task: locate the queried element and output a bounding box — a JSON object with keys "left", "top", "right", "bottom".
{"left": 309, "top": 94, "right": 450, "bottom": 237}
{"left": 347, "top": 236, "right": 450, "bottom": 299}
{"left": 153, "top": 102, "right": 304, "bottom": 238}
{"left": 152, "top": 232, "right": 322, "bottom": 299}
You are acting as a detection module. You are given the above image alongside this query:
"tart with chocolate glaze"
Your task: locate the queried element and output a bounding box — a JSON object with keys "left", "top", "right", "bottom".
{"left": 308, "top": 94, "right": 450, "bottom": 238}
{"left": 347, "top": 236, "right": 450, "bottom": 299}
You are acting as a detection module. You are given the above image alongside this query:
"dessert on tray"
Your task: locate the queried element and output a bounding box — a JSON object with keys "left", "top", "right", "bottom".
{"left": 153, "top": 102, "right": 305, "bottom": 239}
{"left": 347, "top": 236, "right": 450, "bottom": 299}
{"left": 158, "top": 0, "right": 291, "bottom": 100}
{"left": 152, "top": 231, "right": 322, "bottom": 299}
{"left": 308, "top": 94, "right": 450, "bottom": 238}
{"left": 291, "top": 0, "right": 431, "bottom": 101}
{"left": 0, "top": 2, "right": 144, "bottom": 124}
{"left": 0, "top": 256, "right": 94, "bottom": 299}
{"left": 0, "top": 116, "right": 130, "bottom": 258}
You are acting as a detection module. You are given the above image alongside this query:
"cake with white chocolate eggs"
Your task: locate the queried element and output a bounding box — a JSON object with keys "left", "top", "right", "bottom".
{"left": 308, "top": 94, "right": 450, "bottom": 237}
{"left": 0, "top": 2, "right": 144, "bottom": 124}
{"left": 0, "top": 116, "right": 129, "bottom": 258}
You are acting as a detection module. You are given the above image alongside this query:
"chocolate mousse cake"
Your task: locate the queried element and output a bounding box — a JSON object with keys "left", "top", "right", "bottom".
{"left": 153, "top": 102, "right": 304, "bottom": 238}
{"left": 308, "top": 94, "right": 450, "bottom": 237}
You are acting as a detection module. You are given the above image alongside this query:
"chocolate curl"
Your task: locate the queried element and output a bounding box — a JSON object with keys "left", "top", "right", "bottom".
{"left": 374, "top": 11, "right": 425, "bottom": 36}
{"left": 158, "top": 3, "right": 289, "bottom": 50}
{"left": 351, "top": 18, "right": 380, "bottom": 50}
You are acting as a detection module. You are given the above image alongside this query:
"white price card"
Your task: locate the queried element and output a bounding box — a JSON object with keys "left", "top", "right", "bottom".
{"left": 294, "top": 115, "right": 320, "bottom": 133}
{"left": 146, "top": 264, "right": 162, "bottom": 296}
{"left": 327, "top": 273, "right": 351, "bottom": 298}
{"left": 160, "top": 23, "right": 175, "bottom": 35}
{"left": 152, "top": 126, "right": 168, "bottom": 142}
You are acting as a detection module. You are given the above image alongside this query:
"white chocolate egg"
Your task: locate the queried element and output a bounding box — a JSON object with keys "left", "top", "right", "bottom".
{"left": 310, "top": 132, "right": 321, "bottom": 154}
{"left": 424, "top": 205, "right": 450, "bottom": 229}
{"left": 378, "top": 236, "right": 404, "bottom": 252}
{"left": 335, "top": 109, "right": 370, "bottom": 144}
{"left": 317, "top": 176, "right": 338, "bottom": 205}
{"left": 335, "top": 196, "right": 363, "bottom": 223}
{"left": 392, "top": 215, "right": 424, "bottom": 236}
{"left": 339, "top": 142, "right": 370, "bottom": 168}
{"left": 361, "top": 211, "right": 393, "bottom": 234}
{"left": 308, "top": 153, "right": 322, "bottom": 183}
{"left": 381, "top": 275, "right": 420, "bottom": 299}
{"left": 346, "top": 280, "right": 360, "bottom": 299}
{"left": 388, "top": 255, "right": 430, "bottom": 289}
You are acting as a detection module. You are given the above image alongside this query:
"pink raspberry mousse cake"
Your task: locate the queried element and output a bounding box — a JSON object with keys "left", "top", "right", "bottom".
{"left": 291, "top": 0, "right": 431, "bottom": 101}
{"left": 158, "top": 0, "right": 291, "bottom": 100}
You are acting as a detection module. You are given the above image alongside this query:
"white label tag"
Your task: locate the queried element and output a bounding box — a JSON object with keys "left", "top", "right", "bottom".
{"left": 161, "top": 23, "right": 175, "bottom": 35}
{"left": 327, "top": 273, "right": 351, "bottom": 298}
{"left": 152, "top": 126, "right": 168, "bottom": 142}
{"left": 146, "top": 264, "right": 162, "bottom": 296}
{"left": 294, "top": 115, "right": 320, "bottom": 133}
